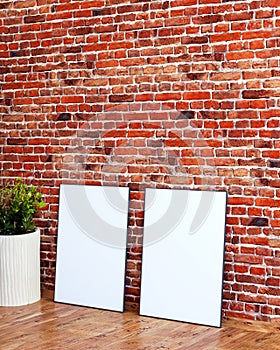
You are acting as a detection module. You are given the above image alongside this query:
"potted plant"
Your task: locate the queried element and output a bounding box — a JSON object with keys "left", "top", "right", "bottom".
{"left": 0, "top": 178, "right": 45, "bottom": 306}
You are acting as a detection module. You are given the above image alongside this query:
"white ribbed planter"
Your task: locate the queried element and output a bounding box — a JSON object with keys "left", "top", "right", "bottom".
{"left": 0, "top": 228, "right": 41, "bottom": 306}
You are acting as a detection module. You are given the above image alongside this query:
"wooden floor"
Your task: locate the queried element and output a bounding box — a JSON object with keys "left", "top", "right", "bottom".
{"left": 1, "top": 295, "right": 280, "bottom": 350}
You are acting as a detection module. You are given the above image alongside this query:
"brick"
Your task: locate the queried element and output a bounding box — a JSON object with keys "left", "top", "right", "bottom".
{"left": 183, "top": 91, "right": 210, "bottom": 100}
{"left": 109, "top": 95, "right": 134, "bottom": 103}
{"left": 225, "top": 12, "right": 252, "bottom": 22}
{"left": 262, "top": 0, "right": 279, "bottom": 7}
{"left": 7, "top": 138, "right": 28, "bottom": 145}
{"left": 155, "top": 93, "right": 181, "bottom": 101}
{"left": 226, "top": 51, "right": 255, "bottom": 61}
{"left": 243, "top": 30, "right": 272, "bottom": 40}
{"left": 182, "top": 36, "right": 209, "bottom": 45}
{"left": 172, "top": 0, "right": 197, "bottom": 5}
{"left": 14, "top": 0, "right": 37, "bottom": 8}
{"left": 256, "top": 198, "right": 280, "bottom": 208}
{"left": 238, "top": 294, "right": 267, "bottom": 304}
{"left": 210, "top": 32, "right": 241, "bottom": 43}
{"left": 165, "top": 17, "right": 190, "bottom": 27}
{"left": 234, "top": 265, "right": 249, "bottom": 273}
{"left": 243, "top": 89, "right": 280, "bottom": 99}
{"left": 24, "top": 15, "right": 45, "bottom": 24}
{"left": 193, "top": 15, "right": 223, "bottom": 24}
{"left": 210, "top": 72, "right": 241, "bottom": 81}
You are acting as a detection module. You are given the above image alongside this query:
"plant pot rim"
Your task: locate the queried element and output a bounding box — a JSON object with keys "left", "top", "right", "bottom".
{"left": 0, "top": 228, "right": 40, "bottom": 237}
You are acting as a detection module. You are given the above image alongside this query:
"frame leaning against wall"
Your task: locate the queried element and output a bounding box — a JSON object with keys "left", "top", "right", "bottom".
{"left": 54, "top": 184, "right": 129, "bottom": 313}
{"left": 140, "top": 188, "right": 227, "bottom": 328}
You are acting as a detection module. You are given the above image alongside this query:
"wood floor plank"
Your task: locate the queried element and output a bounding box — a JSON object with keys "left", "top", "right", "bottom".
{"left": 1, "top": 297, "right": 280, "bottom": 349}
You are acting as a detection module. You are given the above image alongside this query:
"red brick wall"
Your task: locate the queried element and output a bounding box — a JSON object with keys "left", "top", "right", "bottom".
{"left": 1, "top": 0, "right": 280, "bottom": 321}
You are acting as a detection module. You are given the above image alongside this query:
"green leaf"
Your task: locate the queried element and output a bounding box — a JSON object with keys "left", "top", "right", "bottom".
{"left": 0, "top": 178, "right": 45, "bottom": 235}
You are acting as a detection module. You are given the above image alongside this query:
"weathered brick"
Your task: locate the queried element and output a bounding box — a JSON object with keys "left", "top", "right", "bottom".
{"left": 24, "top": 15, "right": 46, "bottom": 23}
{"left": 243, "top": 88, "right": 267, "bottom": 98}
{"left": 109, "top": 95, "right": 134, "bottom": 103}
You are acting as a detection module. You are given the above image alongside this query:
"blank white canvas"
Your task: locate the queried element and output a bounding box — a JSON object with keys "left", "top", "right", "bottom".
{"left": 54, "top": 184, "right": 129, "bottom": 312}
{"left": 140, "top": 188, "right": 227, "bottom": 327}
